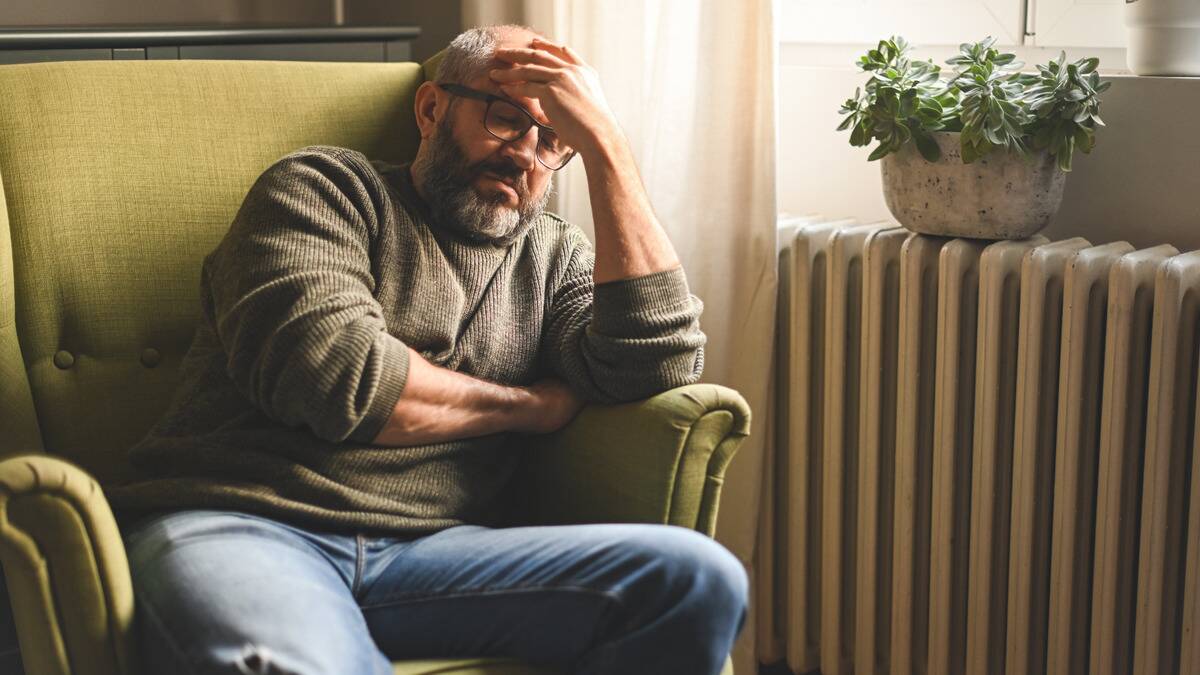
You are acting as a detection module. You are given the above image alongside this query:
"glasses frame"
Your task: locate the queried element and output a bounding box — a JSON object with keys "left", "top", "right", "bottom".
{"left": 437, "top": 83, "right": 576, "bottom": 171}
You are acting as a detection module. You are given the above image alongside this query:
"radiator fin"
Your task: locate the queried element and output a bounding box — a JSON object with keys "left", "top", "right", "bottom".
{"left": 965, "top": 236, "right": 1047, "bottom": 675}
{"left": 890, "top": 234, "right": 948, "bottom": 675}
{"left": 771, "top": 217, "right": 854, "bottom": 675}
{"left": 821, "top": 223, "right": 900, "bottom": 675}
{"left": 1090, "top": 244, "right": 1179, "bottom": 675}
{"left": 928, "top": 239, "right": 989, "bottom": 675}
{"left": 854, "top": 227, "right": 909, "bottom": 675}
{"left": 1006, "top": 237, "right": 1091, "bottom": 675}
{"left": 1047, "top": 241, "right": 1136, "bottom": 675}
{"left": 1134, "top": 251, "right": 1200, "bottom": 675}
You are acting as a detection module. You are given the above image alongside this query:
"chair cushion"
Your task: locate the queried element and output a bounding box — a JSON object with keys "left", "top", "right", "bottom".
{"left": 391, "top": 658, "right": 556, "bottom": 674}
{"left": 0, "top": 60, "right": 422, "bottom": 482}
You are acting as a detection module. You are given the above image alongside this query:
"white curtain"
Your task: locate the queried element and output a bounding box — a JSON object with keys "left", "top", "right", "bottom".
{"left": 461, "top": 2, "right": 779, "bottom": 672}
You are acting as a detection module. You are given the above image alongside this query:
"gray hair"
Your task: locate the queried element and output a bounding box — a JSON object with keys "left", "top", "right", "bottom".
{"left": 436, "top": 24, "right": 540, "bottom": 84}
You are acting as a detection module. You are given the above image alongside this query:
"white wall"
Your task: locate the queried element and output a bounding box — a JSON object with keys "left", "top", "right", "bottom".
{"left": 778, "top": 44, "right": 1200, "bottom": 252}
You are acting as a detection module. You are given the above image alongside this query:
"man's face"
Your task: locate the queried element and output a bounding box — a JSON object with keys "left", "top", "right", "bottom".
{"left": 416, "top": 70, "right": 555, "bottom": 246}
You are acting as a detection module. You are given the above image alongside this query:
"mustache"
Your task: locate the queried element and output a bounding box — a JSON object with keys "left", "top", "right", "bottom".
{"left": 469, "top": 158, "right": 528, "bottom": 193}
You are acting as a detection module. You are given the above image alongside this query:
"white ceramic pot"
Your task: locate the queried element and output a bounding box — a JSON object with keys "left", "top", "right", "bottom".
{"left": 1126, "top": 0, "right": 1200, "bottom": 76}
{"left": 880, "top": 132, "right": 1067, "bottom": 240}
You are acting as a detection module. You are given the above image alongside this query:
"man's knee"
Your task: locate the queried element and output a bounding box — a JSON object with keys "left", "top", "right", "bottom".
{"left": 662, "top": 527, "right": 748, "bottom": 612}
{"left": 611, "top": 525, "right": 748, "bottom": 625}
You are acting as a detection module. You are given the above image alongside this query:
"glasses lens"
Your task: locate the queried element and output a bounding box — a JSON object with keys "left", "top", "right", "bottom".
{"left": 537, "top": 130, "right": 574, "bottom": 170}
{"left": 485, "top": 100, "right": 529, "bottom": 141}
{"left": 484, "top": 97, "right": 575, "bottom": 170}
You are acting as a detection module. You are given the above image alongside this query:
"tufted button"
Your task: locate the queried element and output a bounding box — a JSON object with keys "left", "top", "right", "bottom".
{"left": 140, "top": 347, "right": 162, "bottom": 368}
{"left": 53, "top": 350, "right": 75, "bottom": 369}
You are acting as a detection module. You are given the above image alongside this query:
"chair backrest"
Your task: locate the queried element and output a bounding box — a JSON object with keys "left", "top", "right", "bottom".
{"left": 0, "top": 59, "right": 427, "bottom": 484}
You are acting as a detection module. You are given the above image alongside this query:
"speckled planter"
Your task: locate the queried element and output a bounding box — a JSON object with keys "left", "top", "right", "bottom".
{"left": 880, "top": 131, "right": 1068, "bottom": 240}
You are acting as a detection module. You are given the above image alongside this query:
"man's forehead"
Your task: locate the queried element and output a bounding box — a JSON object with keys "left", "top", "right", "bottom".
{"left": 459, "top": 30, "right": 553, "bottom": 127}
{"left": 465, "top": 67, "right": 552, "bottom": 128}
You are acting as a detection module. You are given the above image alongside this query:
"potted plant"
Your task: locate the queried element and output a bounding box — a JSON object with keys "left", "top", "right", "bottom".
{"left": 837, "top": 37, "right": 1110, "bottom": 240}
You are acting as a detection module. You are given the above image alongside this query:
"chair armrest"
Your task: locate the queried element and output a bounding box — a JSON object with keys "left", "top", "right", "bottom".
{"left": 520, "top": 384, "right": 751, "bottom": 537}
{"left": 0, "top": 454, "right": 135, "bottom": 675}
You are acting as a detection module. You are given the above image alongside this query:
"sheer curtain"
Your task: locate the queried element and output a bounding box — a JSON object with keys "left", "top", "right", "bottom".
{"left": 460, "top": 2, "right": 778, "bottom": 672}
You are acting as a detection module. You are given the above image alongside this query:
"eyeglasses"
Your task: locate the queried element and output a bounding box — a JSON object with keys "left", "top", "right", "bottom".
{"left": 438, "top": 83, "right": 576, "bottom": 171}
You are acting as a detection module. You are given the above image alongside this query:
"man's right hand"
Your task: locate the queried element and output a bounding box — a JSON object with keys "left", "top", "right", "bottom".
{"left": 512, "top": 378, "right": 586, "bottom": 435}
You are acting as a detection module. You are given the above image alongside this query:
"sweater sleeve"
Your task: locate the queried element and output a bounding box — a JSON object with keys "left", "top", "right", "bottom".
{"left": 540, "top": 227, "right": 706, "bottom": 403}
{"left": 203, "top": 146, "right": 409, "bottom": 444}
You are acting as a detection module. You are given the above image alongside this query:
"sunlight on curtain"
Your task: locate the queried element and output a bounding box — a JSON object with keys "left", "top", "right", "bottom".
{"left": 461, "top": 2, "right": 779, "bottom": 672}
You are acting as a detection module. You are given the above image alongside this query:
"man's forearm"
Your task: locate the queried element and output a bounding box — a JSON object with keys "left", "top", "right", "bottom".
{"left": 371, "top": 348, "right": 529, "bottom": 446}
{"left": 583, "top": 136, "right": 681, "bottom": 284}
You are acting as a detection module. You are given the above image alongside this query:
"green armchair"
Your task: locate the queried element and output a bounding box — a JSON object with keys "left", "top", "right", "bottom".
{"left": 0, "top": 57, "right": 749, "bottom": 675}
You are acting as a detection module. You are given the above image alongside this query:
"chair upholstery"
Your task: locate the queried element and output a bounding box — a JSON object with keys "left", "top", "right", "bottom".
{"left": 0, "top": 59, "right": 423, "bottom": 484}
{"left": 0, "top": 58, "right": 748, "bottom": 675}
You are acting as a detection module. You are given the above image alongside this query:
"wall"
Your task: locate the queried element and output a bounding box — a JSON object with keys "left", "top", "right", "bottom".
{"left": 778, "top": 44, "right": 1200, "bottom": 252}
{"left": 344, "top": 1, "right": 461, "bottom": 61}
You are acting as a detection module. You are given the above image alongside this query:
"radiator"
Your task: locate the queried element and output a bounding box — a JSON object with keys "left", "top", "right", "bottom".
{"left": 761, "top": 217, "right": 1200, "bottom": 675}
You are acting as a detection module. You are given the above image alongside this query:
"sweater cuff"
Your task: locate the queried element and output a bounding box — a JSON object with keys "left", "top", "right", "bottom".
{"left": 592, "top": 266, "right": 695, "bottom": 334}
{"left": 348, "top": 332, "right": 410, "bottom": 444}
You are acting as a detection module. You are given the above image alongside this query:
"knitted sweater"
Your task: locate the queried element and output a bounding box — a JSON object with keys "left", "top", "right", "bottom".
{"left": 106, "top": 145, "right": 706, "bottom": 534}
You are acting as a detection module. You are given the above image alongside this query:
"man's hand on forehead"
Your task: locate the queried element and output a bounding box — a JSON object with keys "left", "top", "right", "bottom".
{"left": 490, "top": 37, "right": 620, "bottom": 158}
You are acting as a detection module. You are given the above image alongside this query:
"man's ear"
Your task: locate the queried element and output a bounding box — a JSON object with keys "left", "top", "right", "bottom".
{"left": 413, "top": 81, "right": 443, "bottom": 140}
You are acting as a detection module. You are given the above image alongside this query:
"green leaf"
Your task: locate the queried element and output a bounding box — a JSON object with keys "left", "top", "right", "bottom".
{"left": 867, "top": 143, "right": 892, "bottom": 161}
{"left": 961, "top": 141, "right": 979, "bottom": 164}
{"left": 913, "top": 131, "right": 941, "bottom": 161}
{"left": 849, "top": 122, "right": 866, "bottom": 146}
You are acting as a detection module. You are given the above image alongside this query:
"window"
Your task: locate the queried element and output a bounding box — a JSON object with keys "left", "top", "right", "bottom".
{"left": 1031, "top": 0, "right": 1124, "bottom": 48}
{"left": 779, "top": 0, "right": 1126, "bottom": 49}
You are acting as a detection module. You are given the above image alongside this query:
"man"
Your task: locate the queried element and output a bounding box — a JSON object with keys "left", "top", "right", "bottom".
{"left": 108, "top": 24, "right": 746, "bottom": 675}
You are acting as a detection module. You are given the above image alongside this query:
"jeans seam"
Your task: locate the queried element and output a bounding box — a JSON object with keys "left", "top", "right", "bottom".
{"left": 136, "top": 593, "right": 202, "bottom": 675}
{"left": 358, "top": 584, "right": 626, "bottom": 612}
{"left": 352, "top": 534, "right": 366, "bottom": 598}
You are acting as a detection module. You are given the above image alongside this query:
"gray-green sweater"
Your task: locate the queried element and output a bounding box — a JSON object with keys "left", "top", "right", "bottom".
{"left": 107, "top": 145, "right": 705, "bottom": 534}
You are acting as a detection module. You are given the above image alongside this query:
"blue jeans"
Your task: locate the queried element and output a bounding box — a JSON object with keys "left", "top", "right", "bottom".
{"left": 122, "top": 509, "right": 748, "bottom": 675}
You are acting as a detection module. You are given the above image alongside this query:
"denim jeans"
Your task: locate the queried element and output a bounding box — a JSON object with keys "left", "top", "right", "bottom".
{"left": 122, "top": 509, "right": 748, "bottom": 675}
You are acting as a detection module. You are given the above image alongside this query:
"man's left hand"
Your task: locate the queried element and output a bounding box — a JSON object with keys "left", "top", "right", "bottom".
{"left": 490, "top": 38, "right": 620, "bottom": 158}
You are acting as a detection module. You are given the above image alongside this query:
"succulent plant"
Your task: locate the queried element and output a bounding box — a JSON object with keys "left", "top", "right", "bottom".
{"left": 838, "top": 36, "right": 1110, "bottom": 171}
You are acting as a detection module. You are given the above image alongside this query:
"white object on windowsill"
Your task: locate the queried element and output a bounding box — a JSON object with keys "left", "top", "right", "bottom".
{"left": 1126, "top": 0, "right": 1200, "bottom": 76}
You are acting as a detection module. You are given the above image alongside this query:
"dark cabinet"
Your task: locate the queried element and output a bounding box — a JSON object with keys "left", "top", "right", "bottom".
{"left": 0, "top": 26, "right": 420, "bottom": 65}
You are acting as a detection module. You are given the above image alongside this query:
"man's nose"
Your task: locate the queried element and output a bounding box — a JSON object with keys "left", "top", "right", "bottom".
{"left": 498, "top": 126, "right": 538, "bottom": 171}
